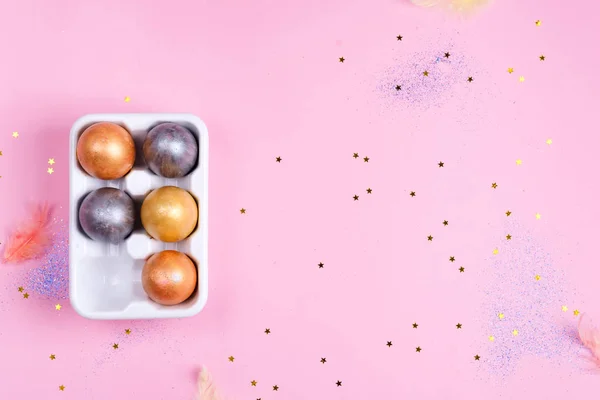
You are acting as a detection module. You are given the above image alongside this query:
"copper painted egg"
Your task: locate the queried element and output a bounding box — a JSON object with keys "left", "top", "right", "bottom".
{"left": 141, "top": 186, "right": 198, "bottom": 242}
{"left": 142, "top": 250, "right": 197, "bottom": 306}
{"left": 143, "top": 122, "right": 198, "bottom": 178}
{"left": 76, "top": 122, "right": 136, "bottom": 180}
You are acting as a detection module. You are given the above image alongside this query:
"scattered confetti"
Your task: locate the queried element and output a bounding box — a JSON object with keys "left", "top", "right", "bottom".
{"left": 366, "top": 188, "right": 372, "bottom": 194}
{"left": 125, "top": 329, "right": 131, "bottom": 335}
{"left": 412, "top": 323, "right": 418, "bottom": 328}
{"left": 396, "top": 35, "right": 403, "bottom": 41}
{"left": 48, "top": 158, "right": 55, "bottom": 165}
{"left": 124, "top": 96, "right": 130, "bottom": 102}
{"left": 536, "top": 20, "right": 542, "bottom": 26}
{"left": 535, "top": 213, "right": 541, "bottom": 220}
{"left": 491, "top": 182, "right": 498, "bottom": 189}
{"left": 493, "top": 248, "right": 499, "bottom": 255}
{"left": 320, "top": 358, "right": 327, "bottom": 364}
{"left": 27, "top": 224, "right": 69, "bottom": 299}
{"left": 489, "top": 336, "right": 495, "bottom": 342}
{"left": 443, "top": 220, "right": 449, "bottom": 226}
{"left": 519, "top": 76, "right": 525, "bottom": 82}
{"left": 112, "top": 343, "right": 119, "bottom": 349}
{"left": 47, "top": 168, "right": 54, "bottom": 174}
{"left": 59, "top": 385, "right": 65, "bottom": 391}
{"left": 12, "top": 131, "right": 19, "bottom": 138}
{"left": 459, "top": 266, "right": 465, "bottom": 272}
{"left": 275, "top": 157, "right": 282, "bottom": 162}
{"left": 49, "top": 354, "right": 56, "bottom": 360}
{"left": 264, "top": 328, "right": 271, "bottom": 334}
{"left": 574, "top": 310, "right": 580, "bottom": 316}
{"left": 336, "top": 381, "right": 342, "bottom": 387}
{"left": 507, "top": 67, "right": 514, "bottom": 73}
{"left": 416, "top": 347, "right": 422, "bottom": 352}
{"left": 467, "top": 76, "right": 473, "bottom": 82}
{"left": 318, "top": 262, "right": 324, "bottom": 268}
{"left": 251, "top": 380, "right": 257, "bottom": 386}
{"left": 228, "top": 356, "right": 235, "bottom": 362}
{"left": 386, "top": 341, "right": 393, "bottom": 347}
{"left": 512, "top": 329, "right": 519, "bottom": 336}
{"left": 339, "top": 57, "right": 345, "bottom": 63}
{"left": 240, "top": 208, "right": 246, "bottom": 214}
{"left": 562, "top": 305, "right": 568, "bottom": 312}
{"left": 363, "top": 156, "right": 370, "bottom": 162}
{"left": 272, "top": 385, "right": 279, "bottom": 391}
{"left": 546, "top": 139, "right": 552, "bottom": 145}
{"left": 516, "top": 159, "right": 522, "bottom": 165}
{"left": 410, "top": 191, "right": 416, "bottom": 197}
{"left": 23, "top": 293, "right": 29, "bottom": 299}
{"left": 539, "top": 55, "right": 546, "bottom": 61}
{"left": 55, "top": 304, "right": 61, "bottom": 310}
{"left": 353, "top": 195, "right": 359, "bottom": 201}
{"left": 353, "top": 153, "right": 359, "bottom": 158}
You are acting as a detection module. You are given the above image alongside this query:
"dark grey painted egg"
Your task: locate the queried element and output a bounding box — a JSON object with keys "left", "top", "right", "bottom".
{"left": 78, "top": 187, "right": 135, "bottom": 244}
{"left": 143, "top": 122, "right": 198, "bottom": 178}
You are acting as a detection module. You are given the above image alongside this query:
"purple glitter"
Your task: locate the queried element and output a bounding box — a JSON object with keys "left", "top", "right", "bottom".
{"left": 479, "top": 219, "right": 582, "bottom": 379}
{"left": 26, "top": 220, "right": 69, "bottom": 299}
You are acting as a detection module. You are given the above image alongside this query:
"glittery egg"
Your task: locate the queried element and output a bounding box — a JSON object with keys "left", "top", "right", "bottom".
{"left": 143, "top": 122, "right": 198, "bottom": 178}
{"left": 141, "top": 186, "right": 198, "bottom": 242}
{"left": 76, "top": 122, "right": 136, "bottom": 180}
{"left": 78, "top": 188, "right": 135, "bottom": 244}
{"left": 142, "top": 250, "right": 197, "bottom": 305}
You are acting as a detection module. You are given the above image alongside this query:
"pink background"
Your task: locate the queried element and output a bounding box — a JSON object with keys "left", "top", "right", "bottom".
{"left": 1, "top": 0, "right": 600, "bottom": 398}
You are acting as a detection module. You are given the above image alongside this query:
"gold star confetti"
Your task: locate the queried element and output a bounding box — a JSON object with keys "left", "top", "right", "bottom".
{"left": 489, "top": 336, "right": 495, "bottom": 342}
{"left": 449, "top": 256, "right": 455, "bottom": 262}
{"left": 443, "top": 220, "right": 449, "bottom": 226}
{"left": 505, "top": 210, "right": 512, "bottom": 216}
{"left": 264, "top": 328, "right": 271, "bottom": 334}
{"left": 507, "top": 67, "right": 514, "bottom": 74}
{"left": 251, "top": 380, "right": 257, "bottom": 386}
{"left": 395, "top": 85, "right": 401, "bottom": 91}
{"left": 546, "top": 138, "right": 552, "bottom": 145}
{"left": 512, "top": 329, "right": 519, "bottom": 336}
{"left": 49, "top": 354, "right": 56, "bottom": 360}
{"left": 0, "top": 150, "right": 3, "bottom": 156}
{"left": 113, "top": 343, "right": 119, "bottom": 349}
{"left": 459, "top": 266, "right": 465, "bottom": 273}
{"left": 59, "top": 385, "right": 65, "bottom": 391}
{"left": 536, "top": 20, "right": 542, "bottom": 26}
{"left": 498, "top": 313, "right": 505, "bottom": 320}
{"left": 228, "top": 356, "right": 235, "bottom": 362}
{"left": 240, "top": 208, "right": 246, "bottom": 214}
{"left": 386, "top": 341, "right": 393, "bottom": 347}
{"left": 320, "top": 357, "right": 327, "bottom": 364}
{"left": 423, "top": 71, "right": 429, "bottom": 77}
{"left": 535, "top": 213, "right": 542, "bottom": 220}
{"left": 474, "top": 355, "right": 481, "bottom": 360}
{"left": 55, "top": 304, "right": 61, "bottom": 310}
{"left": 412, "top": 323, "right": 418, "bottom": 328}
{"left": 275, "top": 156, "right": 282, "bottom": 162}
{"left": 18, "top": 286, "right": 24, "bottom": 292}
{"left": 397, "top": 35, "right": 403, "bottom": 41}
{"left": 318, "top": 262, "right": 324, "bottom": 268}
{"left": 539, "top": 55, "right": 545, "bottom": 61}
{"left": 516, "top": 159, "right": 522, "bottom": 165}
{"left": 467, "top": 76, "right": 473, "bottom": 82}
{"left": 47, "top": 168, "right": 54, "bottom": 174}
{"left": 456, "top": 323, "right": 462, "bottom": 329}
{"left": 338, "top": 57, "right": 345, "bottom": 63}
{"left": 23, "top": 293, "right": 29, "bottom": 299}
{"left": 336, "top": 381, "right": 342, "bottom": 387}
{"left": 574, "top": 309, "right": 580, "bottom": 316}
{"left": 353, "top": 153, "right": 359, "bottom": 158}
{"left": 491, "top": 182, "right": 498, "bottom": 189}
{"left": 427, "top": 235, "right": 433, "bottom": 241}
{"left": 562, "top": 305, "right": 568, "bottom": 312}
{"left": 366, "top": 188, "right": 372, "bottom": 194}
{"left": 493, "top": 248, "right": 499, "bottom": 255}
{"left": 410, "top": 191, "right": 416, "bottom": 197}
{"left": 48, "top": 158, "right": 55, "bottom": 165}
{"left": 363, "top": 156, "right": 369, "bottom": 162}
{"left": 535, "top": 275, "right": 541, "bottom": 281}
{"left": 12, "top": 131, "right": 19, "bottom": 138}
{"left": 124, "top": 96, "right": 131, "bottom": 102}
{"left": 506, "top": 234, "right": 512, "bottom": 240}
{"left": 415, "top": 346, "right": 422, "bottom": 352}
{"left": 273, "top": 385, "right": 279, "bottom": 391}
{"left": 353, "top": 194, "right": 359, "bottom": 201}
{"left": 125, "top": 329, "right": 131, "bottom": 335}
{"left": 438, "top": 161, "right": 444, "bottom": 167}
{"left": 444, "top": 52, "right": 450, "bottom": 58}
{"left": 519, "top": 76, "right": 525, "bottom": 82}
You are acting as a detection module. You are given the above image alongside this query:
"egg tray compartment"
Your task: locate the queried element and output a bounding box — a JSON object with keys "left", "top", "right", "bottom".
{"left": 69, "top": 114, "right": 209, "bottom": 320}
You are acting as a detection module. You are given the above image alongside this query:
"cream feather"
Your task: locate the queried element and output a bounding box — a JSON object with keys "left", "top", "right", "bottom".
{"left": 196, "top": 367, "right": 223, "bottom": 400}
{"left": 410, "top": 0, "right": 490, "bottom": 13}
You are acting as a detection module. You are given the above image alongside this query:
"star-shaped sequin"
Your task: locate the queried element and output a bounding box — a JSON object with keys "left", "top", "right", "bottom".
{"left": 275, "top": 156, "right": 282, "bottom": 162}
{"left": 47, "top": 168, "right": 54, "bottom": 174}
{"left": 112, "top": 343, "right": 119, "bottom": 349}
{"left": 536, "top": 20, "right": 542, "bottom": 26}
{"left": 519, "top": 76, "right": 525, "bottom": 82}
{"left": 459, "top": 266, "right": 465, "bottom": 272}
{"left": 49, "top": 354, "right": 56, "bottom": 360}
{"left": 512, "top": 329, "right": 519, "bottom": 336}
{"left": 438, "top": 161, "right": 444, "bottom": 167}
{"left": 228, "top": 356, "right": 235, "bottom": 362}
{"left": 125, "top": 329, "right": 131, "bottom": 335}
{"left": 12, "top": 132, "right": 19, "bottom": 138}
{"left": 443, "top": 220, "right": 448, "bottom": 226}
{"left": 546, "top": 139, "right": 552, "bottom": 145}
{"left": 467, "top": 77, "right": 473, "bottom": 82}
{"left": 336, "top": 381, "right": 342, "bottom": 387}
{"left": 506, "top": 234, "right": 512, "bottom": 240}
{"left": 507, "top": 67, "right": 514, "bottom": 73}
{"left": 456, "top": 323, "right": 462, "bottom": 329}
{"left": 48, "top": 158, "right": 55, "bottom": 165}
{"left": 516, "top": 159, "right": 522, "bottom": 165}
{"left": 491, "top": 182, "right": 498, "bottom": 189}
{"left": 23, "top": 293, "right": 29, "bottom": 299}
{"left": 124, "top": 96, "right": 131, "bottom": 102}
{"left": 265, "top": 328, "right": 271, "bottom": 334}
{"left": 59, "top": 385, "right": 65, "bottom": 391}
{"left": 427, "top": 235, "right": 433, "bottom": 241}
{"left": 562, "top": 305, "right": 568, "bottom": 312}
{"left": 535, "top": 275, "right": 541, "bottom": 281}
{"left": 339, "top": 57, "right": 345, "bottom": 63}
{"left": 539, "top": 55, "right": 545, "bottom": 61}
{"left": 574, "top": 310, "right": 580, "bottom": 316}
{"left": 410, "top": 191, "right": 416, "bottom": 197}
{"left": 273, "top": 385, "right": 279, "bottom": 391}
{"left": 397, "top": 35, "right": 403, "bottom": 41}
{"left": 444, "top": 52, "right": 450, "bottom": 58}
{"left": 353, "top": 195, "right": 359, "bottom": 201}
{"left": 423, "top": 71, "right": 429, "bottom": 77}
{"left": 353, "top": 153, "right": 359, "bottom": 158}
{"left": 536, "top": 213, "right": 542, "bottom": 220}
{"left": 240, "top": 208, "right": 246, "bottom": 214}
{"left": 320, "top": 357, "right": 327, "bottom": 364}
{"left": 18, "top": 286, "right": 24, "bottom": 292}
{"left": 363, "top": 156, "right": 369, "bottom": 162}
{"left": 395, "top": 85, "right": 401, "bottom": 91}
{"left": 449, "top": 256, "right": 455, "bottom": 262}
{"left": 493, "top": 248, "right": 499, "bottom": 255}
{"left": 498, "top": 313, "right": 505, "bottom": 319}
{"left": 318, "top": 262, "right": 324, "bottom": 268}
{"left": 474, "top": 355, "right": 480, "bottom": 361}
{"left": 505, "top": 210, "right": 512, "bottom": 216}
{"left": 251, "top": 380, "right": 257, "bottom": 386}
{"left": 386, "top": 341, "right": 393, "bottom": 347}
{"left": 366, "top": 188, "right": 372, "bottom": 194}
{"left": 489, "top": 336, "right": 495, "bottom": 341}
{"left": 55, "top": 304, "right": 61, "bottom": 310}
{"left": 416, "top": 347, "right": 422, "bottom": 352}
{"left": 412, "top": 323, "right": 418, "bottom": 329}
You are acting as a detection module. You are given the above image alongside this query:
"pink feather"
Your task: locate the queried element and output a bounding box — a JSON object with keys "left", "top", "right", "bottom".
{"left": 578, "top": 313, "right": 600, "bottom": 367}
{"left": 196, "top": 367, "right": 223, "bottom": 400}
{"left": 2, "top": 203, "right": 53, "bottom": 264}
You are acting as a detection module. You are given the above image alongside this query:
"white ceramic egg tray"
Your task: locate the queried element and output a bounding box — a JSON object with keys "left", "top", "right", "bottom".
{"left": 69, "top": 113, "right": 208, "bottom": 320}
